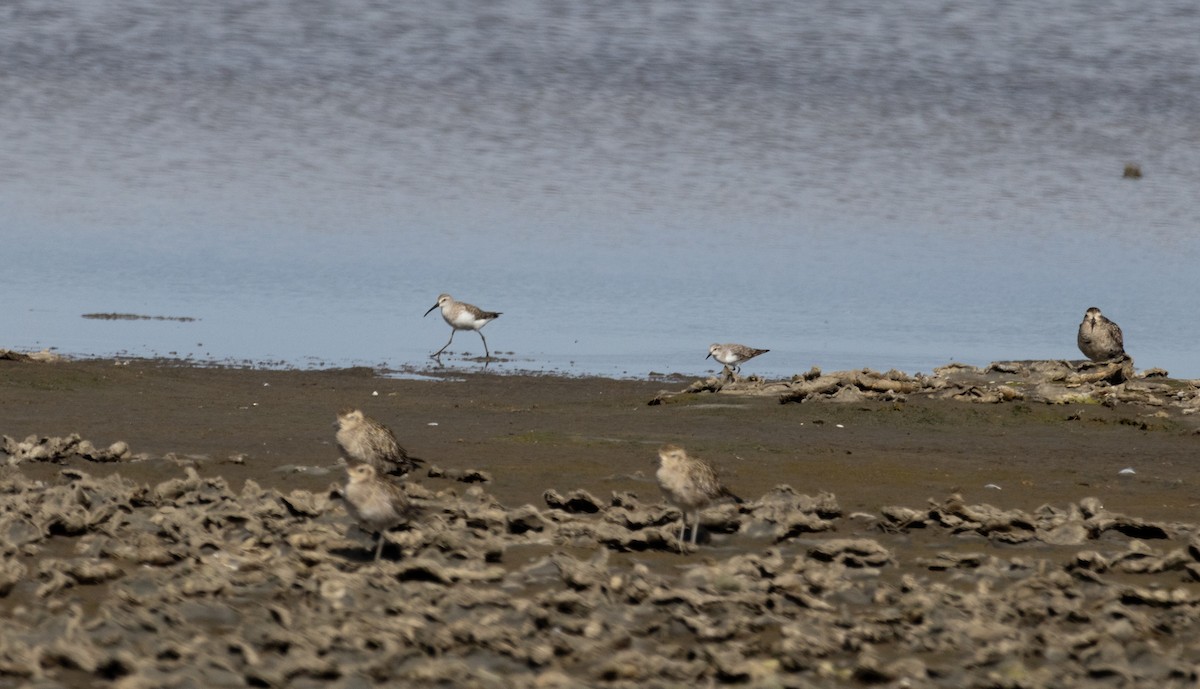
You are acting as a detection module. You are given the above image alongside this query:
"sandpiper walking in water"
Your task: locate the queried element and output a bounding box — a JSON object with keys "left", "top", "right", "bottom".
{"left": 335, "top": 409, "right": 424, "bottom": 477}
{"left": 424, "top": 293, "right": 502, "bottom": 359}
{"left": 342, "top": 464, "right": 414, "bottom": 560}
{"left": 1077, "top": 307, "right": 1125, "bottom": 362}
{"left": 655, "top": 444, "right": 741, "bottom": 552}
{"left": 707, "top": 343, "right": 769, "bottom": 380}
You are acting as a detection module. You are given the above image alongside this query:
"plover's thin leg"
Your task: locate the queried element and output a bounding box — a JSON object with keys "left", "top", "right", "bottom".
{"left": 691, "top": 509, "right": 701, "bottom": 545}
{"left": 432, "top": 330, "right": 456, "bottom": 358}
{"left": 374, "top": 533, "right": 385, "bottom": 561}
{"left": 677, "top": 514, "right": 686, "bottom": 552}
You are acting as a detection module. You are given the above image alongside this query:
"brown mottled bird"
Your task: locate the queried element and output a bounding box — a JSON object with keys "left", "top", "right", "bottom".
{"left": 342, "top": 464, "right": 414, "bottom": 560}
{"left": 655, "top": 444, "right": 742, "bottom": 551}
{"left": 1077, "top": 307, "right": 1126, "bottom": 362}
{"left": 335, "top": 409, "right": 423, "bottom": 477}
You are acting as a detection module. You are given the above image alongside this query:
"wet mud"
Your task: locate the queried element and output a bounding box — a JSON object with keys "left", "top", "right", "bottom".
{"left": 3, "top": 358, "right": 1200, "bottom": 687}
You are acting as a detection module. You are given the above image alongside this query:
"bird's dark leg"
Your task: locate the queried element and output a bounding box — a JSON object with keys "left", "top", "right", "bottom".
{"left": 478, "top": 331, "right": 491, "bottom": 359}
{"left": 432, "top": 330, "right": 456, "bottom": 358}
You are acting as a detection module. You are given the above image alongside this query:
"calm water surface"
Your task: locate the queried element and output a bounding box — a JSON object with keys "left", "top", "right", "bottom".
{"left": 2, "top": 1, "right": 1198, "bottom": 378}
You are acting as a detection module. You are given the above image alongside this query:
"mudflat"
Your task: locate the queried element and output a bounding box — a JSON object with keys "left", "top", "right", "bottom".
{"left": 3, "top": 358, "right": 1195, "bottom": 517}
{"left": 3, "top": 357, "right": 1200, "bottom": 687}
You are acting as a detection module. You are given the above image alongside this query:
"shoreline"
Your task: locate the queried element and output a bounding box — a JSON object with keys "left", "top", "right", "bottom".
{"left": 6, "top": 347, "right": 1194, "bottom": 384}
{"left": 2, "top": 348, "right": 705, "bottom": 382}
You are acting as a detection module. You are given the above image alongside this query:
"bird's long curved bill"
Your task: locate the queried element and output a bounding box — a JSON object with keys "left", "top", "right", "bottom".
{"left": 423, "top": 304, "right": 439, "bottom": 317}
{"left": 704, "top": 352, "right": 713, "bottom": 360}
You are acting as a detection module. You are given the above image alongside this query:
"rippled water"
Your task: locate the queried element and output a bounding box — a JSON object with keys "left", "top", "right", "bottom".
{"left": 3, "top": 1, "right": 1198, "bottom": 377}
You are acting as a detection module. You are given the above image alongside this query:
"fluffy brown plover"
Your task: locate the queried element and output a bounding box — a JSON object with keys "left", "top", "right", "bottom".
{"left": 655, "top": 444, "right": 741, "bottom": 552}
{"left": 342, "top": 463, "right": 413, "bottom": 561}
{"left": 335, "top": 409, "right": 423, "bottom": 477}
{"left": 1076, "top": 307, "right": 1125, "bottom": 362}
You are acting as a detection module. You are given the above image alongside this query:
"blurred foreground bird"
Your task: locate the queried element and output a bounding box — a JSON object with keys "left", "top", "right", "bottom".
{"left": 655, "top": 444, "right": 742, "bottom": 552}
{"left": 342, "top": 463, "right": 414, "bottom": 560}
{"left": 335, "top": 408, "right": 423, "bottom": 477}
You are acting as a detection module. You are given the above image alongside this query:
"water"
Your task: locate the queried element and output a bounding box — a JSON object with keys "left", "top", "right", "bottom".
{"left": 3, "top": 0, "right": 1199, "bottom": 379}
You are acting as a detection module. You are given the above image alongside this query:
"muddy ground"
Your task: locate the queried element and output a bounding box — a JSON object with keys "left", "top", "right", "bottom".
{"left": 2, "top": 357, "right": 1200, "bottom": 687}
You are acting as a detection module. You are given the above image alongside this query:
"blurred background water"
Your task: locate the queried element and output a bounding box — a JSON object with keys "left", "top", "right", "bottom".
{"left": 2, "top": 0, "right": 1198, "bottom": 378}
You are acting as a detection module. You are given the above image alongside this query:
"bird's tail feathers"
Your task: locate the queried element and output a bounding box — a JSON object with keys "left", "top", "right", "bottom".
{"left": 386, "top": 456, "right": 425, "bottom": 477}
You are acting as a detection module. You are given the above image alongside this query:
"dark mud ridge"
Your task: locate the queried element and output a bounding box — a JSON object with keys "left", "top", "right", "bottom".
{"left": 4, "top": 434, "right": 1200, "bottom": 688}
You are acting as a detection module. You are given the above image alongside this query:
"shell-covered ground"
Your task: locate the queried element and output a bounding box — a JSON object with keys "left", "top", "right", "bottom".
{"left": 3, "top": 358, "right": 1200, "bottom": 688}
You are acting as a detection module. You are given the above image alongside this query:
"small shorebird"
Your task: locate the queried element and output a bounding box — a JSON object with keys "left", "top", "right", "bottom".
{"left": 1077, "top": 307, "right": 1125, "bottom": 362}
{"left": 342, "top": 464, "right": 414, "bottom": 561}
{"left": 707, "top": 343, "right": 769, "bottom": 379}
{"left": 335, "top": 409, "right": 424, "bottom": 477}
{"left": 424, "top": 293, "right": 502, "bottom": 359}
{"left": 655, "top": 444, "right": 742, "bottom": 552}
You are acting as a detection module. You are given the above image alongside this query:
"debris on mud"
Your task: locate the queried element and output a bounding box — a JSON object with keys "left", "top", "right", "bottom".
{"left": 3, "top": 434, "right": 139, "bottom": 464}
{"left": 651, "top": 359, "right": 1200, "bottom": 418}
